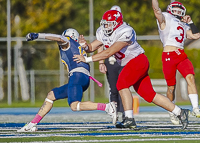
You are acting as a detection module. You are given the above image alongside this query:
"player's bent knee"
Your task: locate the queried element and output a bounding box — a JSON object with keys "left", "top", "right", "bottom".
{"left": 186, "top": 74, "right": 195, "bottom": 82}
{"left": 47, "top": 91, "right": 56, "bottom": 101}
{"left": 145, "top": 97, "right": 154, "bottom": 103}
{"left": 116, "top": 83, "right": 128, "bottom": 91}
{"left": 70, "top": 101, "right": 80, "bottom": 111}
{"left": 141, "top": 92, "right": 156, "bottom": 103}
{"left": 168, "top": 86, "right": 175, "bottom": 92}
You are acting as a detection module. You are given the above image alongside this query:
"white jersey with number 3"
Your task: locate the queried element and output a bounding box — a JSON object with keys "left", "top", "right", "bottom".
{"left": 157, "top": 12, "right": 190, "bottom": 49}
{"left": 96, "top": 23, "right": 144, "bottom": 66}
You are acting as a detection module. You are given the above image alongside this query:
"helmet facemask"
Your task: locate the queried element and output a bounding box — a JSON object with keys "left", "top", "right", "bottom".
{"left": 167, "top": 2, "right": 186, "bottom": 20}
{"left": 100, "top": 10, "right": 123, "bottom": 36}
{"left": 171, "top": 7, "right": 185, "bottom": 20}
{"left": 100, "top": 20, "right": 118, "bottom": 36}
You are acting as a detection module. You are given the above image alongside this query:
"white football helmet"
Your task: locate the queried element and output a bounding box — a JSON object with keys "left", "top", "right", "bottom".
{"left": 166, "top": 1, "right": 186, "bottom": 20}
{"left": 62, "top": 28, "right": 79, "bottom": 42}
{"left": 110, "top": 5, "right": 121, "bottom": 12}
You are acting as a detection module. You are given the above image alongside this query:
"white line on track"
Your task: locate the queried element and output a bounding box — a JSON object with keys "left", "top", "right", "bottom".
{"left": 2, "top": 138, "right": 200, "bottom": 142}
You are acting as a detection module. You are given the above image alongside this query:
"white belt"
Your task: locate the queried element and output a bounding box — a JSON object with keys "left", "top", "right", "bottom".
{"left": 69, "top": 67, "right": 91, "bottom": 77}
{"left": 69, "top": 67, "right": 102, "bottom": 87}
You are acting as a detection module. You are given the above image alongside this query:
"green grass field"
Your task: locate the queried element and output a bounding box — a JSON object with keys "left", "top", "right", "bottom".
{"left": 0, "top": 98, "right": 199, "bottom": 143}
{"left": 1, "top": 105, "right": 200, "bottom": 143}
{"left": 1, "top": 123, "right": 200, "bottom": 143}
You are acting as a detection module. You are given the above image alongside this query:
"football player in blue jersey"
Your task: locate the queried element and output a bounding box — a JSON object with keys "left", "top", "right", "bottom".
{"left": 17, "top": 28, "right": 117, "bottom": 132}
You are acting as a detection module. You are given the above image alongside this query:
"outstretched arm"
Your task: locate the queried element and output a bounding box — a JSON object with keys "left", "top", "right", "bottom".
{"left": 152, "top": 0, "right": 166, "bottom": 30}
{"left": 26, "top": 33, "right": 70, "bottom": 47}
{"left": 73, "top": 41, "right": 129, "bottom": 63}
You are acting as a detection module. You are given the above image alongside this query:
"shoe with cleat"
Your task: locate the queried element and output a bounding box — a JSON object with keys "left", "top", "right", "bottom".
{"left": 116, "top": 117, "right": 137, "bottom": 128}
{"left": 17, "top": 122, "right": 37, "bottom": 132}
{"left": 105, "top": 102, "right": 117, "bottom": 125}
{"left": 169, "top": 112, "right": 180, "bottom": 125}
{"left": 177, "top": 109, "right": 190, "bottom": 129}
{"left": 192, "top": 107, "right": 200, "bottom": 118}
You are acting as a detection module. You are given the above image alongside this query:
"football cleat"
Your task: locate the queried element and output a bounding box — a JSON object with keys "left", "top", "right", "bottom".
{"left": 169, "top": 112, "right": 180, "bottom": 125}
{"left": 116, "top": 117, "right": 137, "bottom": 128}
{"left": 177, "top": 109, "right": 189, "bottom": 129}
{"left": 105, "top": 102, "right": 117, "bottom": 124}
{"left": 192, "top": 107, "right": 200, "bottom": 118}
{"left": 17, "top": 122, "right": 37, "bottom": 132}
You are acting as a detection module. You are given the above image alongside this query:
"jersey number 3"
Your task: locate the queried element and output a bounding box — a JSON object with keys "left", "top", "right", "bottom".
{"left": 175, "top": 26, "right": 184, "bottom": 43}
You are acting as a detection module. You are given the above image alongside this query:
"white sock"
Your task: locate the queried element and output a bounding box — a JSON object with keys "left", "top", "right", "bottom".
{"left": 168, "top": 100, "right": 176, "bottom": 114}
{"left": 172, "top": 105, "right": 181, "bottom": 116}
{"left": 189, "top": 94, "right": 199, "bottom": 109}
{"left": 125, "top": 110, "right": 133, "bottom": 118}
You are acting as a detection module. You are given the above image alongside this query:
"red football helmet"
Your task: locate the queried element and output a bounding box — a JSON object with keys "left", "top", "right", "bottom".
{"left": 166, "top": 1, "right": 186, "bottom": 20}
{"left": 100, "top": 10, "right": 123, "bottom": 35}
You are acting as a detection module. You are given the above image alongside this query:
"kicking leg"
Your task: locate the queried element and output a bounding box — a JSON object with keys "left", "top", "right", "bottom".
{"left": 153, "top": 93, "right": 176, "bottom": 112}
{"left": 152, "top": 93, "right": 189, "bottom": 129}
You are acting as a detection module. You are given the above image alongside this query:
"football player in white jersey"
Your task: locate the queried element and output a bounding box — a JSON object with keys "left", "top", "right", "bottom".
{"left": 97, "top": 5, "right": 125, "bottom": 122}
{"left": 152, "top": 0, "right": 200, "bottom": 125}
{"left": 74, "top": 10, "right": 190, "bottom": 129}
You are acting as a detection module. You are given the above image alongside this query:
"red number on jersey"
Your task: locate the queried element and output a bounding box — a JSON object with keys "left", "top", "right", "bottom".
{"left": 114, "top": 52, "right": 125, "bottom": 60}
{"left": 175, "top": 26, "right": 184, "bottom": 43}
{"left": 104, "top": 45, "right": 125, "bottom": 60}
